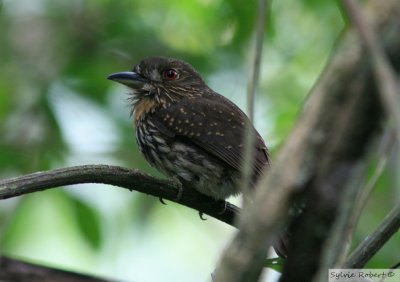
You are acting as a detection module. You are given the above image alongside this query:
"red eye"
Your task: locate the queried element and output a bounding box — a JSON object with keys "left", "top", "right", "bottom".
{"left": 163, "top": 69, "right": 178, "bottom": 80}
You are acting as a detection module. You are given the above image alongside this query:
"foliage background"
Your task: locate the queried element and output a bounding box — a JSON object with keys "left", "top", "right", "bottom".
{"left": 0, "top": 0, "right": 398, "bottom": 281}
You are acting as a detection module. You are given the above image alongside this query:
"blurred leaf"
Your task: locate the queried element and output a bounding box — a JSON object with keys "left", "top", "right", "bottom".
{"left": 1, "top": 189, "right": 91, "bottom": 254}
{"left": 335, "top": 0, "right": 350, "bottom": 26}
{"left": 264, "top": 257, "right": 285, "bottom": 272}
{"left": 72, "top": 198, "right": 102, "bottom": 250}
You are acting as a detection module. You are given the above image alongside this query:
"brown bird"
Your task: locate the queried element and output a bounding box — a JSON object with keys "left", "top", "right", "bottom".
{"left": 108, "top": 56, "right": 287, "bottom": 257}
{"left": 108, "top": 56, "right": 269, "bottom": 199}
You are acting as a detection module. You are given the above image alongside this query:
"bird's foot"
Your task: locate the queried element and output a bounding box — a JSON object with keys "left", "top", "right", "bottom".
{"left": 198, "top": 211, "right": 207, "bottom": 220}
{"left": 217, "top": 200, "right": 227, "bottom": 215}
{"left": 173, "top": 184, "right": 183, "bottom": 201}
{"left": 159, "top": 198, "right": 167, "bottom": 205}
{"left": 159, "top": 183, "right": 182, "bottom": 204}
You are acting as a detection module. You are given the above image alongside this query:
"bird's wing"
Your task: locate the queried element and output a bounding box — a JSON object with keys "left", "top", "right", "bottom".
{"left": 150, "top": 96, "right": 269, "bottom": 176}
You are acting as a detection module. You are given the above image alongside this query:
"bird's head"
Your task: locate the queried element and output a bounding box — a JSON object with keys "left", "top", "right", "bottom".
{"left": 108, "top": 56, "right": 208, "bottom": 106}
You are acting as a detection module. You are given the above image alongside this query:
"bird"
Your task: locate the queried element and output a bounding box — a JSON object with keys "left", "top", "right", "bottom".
{"left": 108, "top": 56, "right": 287, "bottom": 257}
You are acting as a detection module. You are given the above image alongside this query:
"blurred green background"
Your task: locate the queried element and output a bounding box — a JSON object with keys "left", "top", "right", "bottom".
{"left": 0, "top": 0, "right": 398, "bottom": 281}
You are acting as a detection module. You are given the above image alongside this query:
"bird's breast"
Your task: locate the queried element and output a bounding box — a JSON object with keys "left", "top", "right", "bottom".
{"left": 134, "top": 116, "right": 240, "bottom": 199}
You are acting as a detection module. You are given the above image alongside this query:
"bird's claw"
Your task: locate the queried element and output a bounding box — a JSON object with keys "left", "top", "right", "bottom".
{"left": 199, "top": 211, "right": 207, "bottom": 220}
{"left": 218, "top": 200, "right": 227, "bottom": 215}
{"left": 174, "top": 185, "right": 183, "bottom": 201}
{"left": 159, "top": 198, "right": 167, "bottom": 205}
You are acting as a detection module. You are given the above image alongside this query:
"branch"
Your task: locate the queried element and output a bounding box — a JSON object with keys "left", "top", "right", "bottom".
{"left": 247, "top": 0, "right": 267, "bottom": 123}
{"left": 313, "top": 128, "right": 396, "bottom": 282}
{"left": 280, "top": 0, "right": 400, "bottom": 278}
{"left": 343, "top": 0, "right": 400, "bottom": 142}
{"left": 344, "top": 202, "right": 400, "bottom": 268}
{"left": 214, "top": 0, "right": 400, "bottom": 281}
{"left": 312, "top": 162, "right": 365, "bottom": 282}
{"left": 0, "top": 256, "right": 111, "bottom": 282}
{"left": 241, "top": 0, "right": 269, "bottom": 199}
{"left": 349, "top": 129, "right": 394, "bottom": 231}
{"left": 0, "top": 165, "right": 240, "bottom": 227}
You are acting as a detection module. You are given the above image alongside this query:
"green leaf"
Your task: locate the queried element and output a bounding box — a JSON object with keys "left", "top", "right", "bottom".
{"left": 73, "top": 198, "right": 102, "bottom": 250}
{"left": 264, "top": 257, "right": 285, "bottom": 272}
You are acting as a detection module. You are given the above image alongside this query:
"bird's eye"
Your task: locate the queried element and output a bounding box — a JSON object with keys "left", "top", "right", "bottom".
{"left": 162, "top": 69, "right": 178, "bottom": 80}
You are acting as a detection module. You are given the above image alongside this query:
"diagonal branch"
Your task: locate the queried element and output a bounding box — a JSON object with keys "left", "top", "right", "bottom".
{"left": 0, "top": 164, "right": 240, "bottom": 227}
{"left": 241, "top": 0, "right": 269, "bottom": 200}
{"left": 344, "top": 202, "right": 400, "bottom": 269}
{"left": 214, "top": 0, "right": 400, "bottom": 281}
{"left": 343, "top": 0, "right": 400, "bottom": 142}
{"left": 313, "top": 128, "right": 397, "bottom": 282}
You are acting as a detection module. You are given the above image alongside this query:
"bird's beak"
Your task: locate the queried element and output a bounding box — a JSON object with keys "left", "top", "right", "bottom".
{"left": 107, "top": 71, "right": 149, "bottom": 89}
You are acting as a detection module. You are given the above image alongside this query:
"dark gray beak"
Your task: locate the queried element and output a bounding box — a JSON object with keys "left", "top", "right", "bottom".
{"left": 107, "top": 71, "right": 149, "bottom": 89}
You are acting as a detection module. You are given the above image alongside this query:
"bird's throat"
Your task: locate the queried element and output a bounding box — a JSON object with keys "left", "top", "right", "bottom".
{"left": 133, "top": 97, "right": 158, "bottom": 125}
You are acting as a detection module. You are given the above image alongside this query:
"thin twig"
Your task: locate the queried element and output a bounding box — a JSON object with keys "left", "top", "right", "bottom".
{"left": 345, "top": 128, "right": 396, "bottom": 250}
{"left": 241, "top": 0, "right": 268, "bottom": 204}
{"left": 247, "top": 0, "right": 267, "bottom": 123}
{"left": 390, "top": 261, "right": 400, "bottom": 269}
{"left": 214, "top": 1, "right": 269, "bottom": 278}
{"left": 0, "top": 165, "right": 240, "bottom": 227}
{"left": 344, "top": 202, "right": 400, "bottom": 268}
